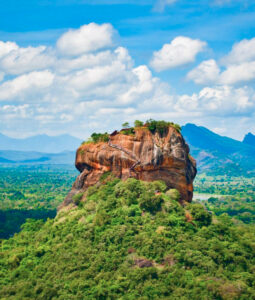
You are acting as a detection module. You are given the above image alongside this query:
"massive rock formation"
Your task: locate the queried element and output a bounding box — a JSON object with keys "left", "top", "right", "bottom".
{"left": 60, "top": 126, "right": 196, "bottom": 209}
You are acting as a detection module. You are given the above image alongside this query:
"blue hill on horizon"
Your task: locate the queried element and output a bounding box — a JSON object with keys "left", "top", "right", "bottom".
{"left": 182, "top": 123, "right": 255, "bottom": 174}
{"left": 0, "top": 133, "right": 82, "bottom": 153}
{"left": 0, "top": 150, "right": 76, "bottom": 165}
{"left": 0, "top": 126, "right": 254, "bottom": 174}
{"left": 243, "top": 132, "right": 255, "bottom": 147}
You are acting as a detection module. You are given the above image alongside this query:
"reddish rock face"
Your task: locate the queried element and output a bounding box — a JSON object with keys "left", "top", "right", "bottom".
{"left": 60, "top": 126, "right": 196, "bottom": 209}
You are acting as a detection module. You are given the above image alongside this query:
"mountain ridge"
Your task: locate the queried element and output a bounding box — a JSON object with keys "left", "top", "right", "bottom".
{"left": 182, "top": 123, "right": 255, "bottom": 174}
{"left": 0, "top": 132, "right": 82, "bottom": 153}
{"left": 0, "top": 150, "right": 75, "bottom": 165}
{"left": 243, "top": 132, "right": 255, "bottom": 147}
{"left": 1, "top": 125, "right": 254, "bottom": 174}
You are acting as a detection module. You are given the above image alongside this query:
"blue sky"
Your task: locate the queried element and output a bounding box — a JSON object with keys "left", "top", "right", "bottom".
{"left": 0, "top": 0, "right": 255, "bottom": 140}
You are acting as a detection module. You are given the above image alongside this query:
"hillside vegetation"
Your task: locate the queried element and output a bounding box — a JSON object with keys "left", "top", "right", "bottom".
{"left": 1, "top": 176, "right": 255, "bottom": 299}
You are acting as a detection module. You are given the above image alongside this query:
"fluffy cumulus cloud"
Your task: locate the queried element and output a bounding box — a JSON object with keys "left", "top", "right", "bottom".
{"left": 0, "top": 71, "right": 54, "bottom": 101}
{"left": 57, "top": 23, "right": 115, "bottom": 56}
{"left": 150, "top": 36, "right": 207, "bottom": 72}
{"left": 187, "top": 59, "right": 220, "bottom": 85}
{"left": 220, "top": 62, "right": 255, "bottom": 85}
{"left": 0, "top": 41, "right": 18, "bottom": 57}
{"left": 179, "top": 85, "right": 255, "bottom": 116}
{"left": 0, "top": 23, "right": 255, "bottom": 140}
{"left": 188, "top": 38, "right": 255, "bottom": 86}
{"left": 223, "top": 38, "right": 255, "bottom": 65}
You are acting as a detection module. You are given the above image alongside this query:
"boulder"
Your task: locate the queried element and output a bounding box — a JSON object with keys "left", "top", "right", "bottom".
{"left": 60, "top": 126, "right": 196, "bottom": 209}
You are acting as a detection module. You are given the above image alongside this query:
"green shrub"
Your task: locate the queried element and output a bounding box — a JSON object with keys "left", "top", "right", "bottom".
{"left": 150, "top": 180, "right": 167, "bottom": 193}
{"left": 187, "top": 203, "right": 212, "bottom": 226}
{"left": 100, "top": 171, "right": 112, "bottom": 182}
{"left": 91, "top": 132, "right": 109, "bottom": 143}
{"left": 122, "top": 122, "right": 130, "bottom": 128}
{"left": 72, "top": 192, "right": 84, "bottom": 205}
{"left": 139, "top": 192, "right": 164, "bottom": 213}
{"left": 122, "top": 127, "right": 135, "bottom": 136}
{"left": 82, "top": 132, "right": 109, "bottom": 144}
{"left": 134, "top": 120, "right": 144, "bottom": 127}
{"left": 166, "top": 189, "right": 181, "bottom": 201}
{"left": 146, "top": 119, "right": 181, "bottom": 135}
{"left": 114, "top": 178, "right": 145, "bottom": 205}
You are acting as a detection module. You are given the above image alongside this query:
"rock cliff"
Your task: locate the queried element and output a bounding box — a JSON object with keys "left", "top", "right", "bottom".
{"left": 60, "top": 126, "right": 196, "bottom": 209}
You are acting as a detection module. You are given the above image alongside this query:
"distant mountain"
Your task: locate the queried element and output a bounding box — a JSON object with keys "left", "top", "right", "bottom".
{"left": 0, "top": 133, "right": 82, "bottom": 153}
{"left": 0, "top": 150, "right": 75, "bottom": 165}
{"left": 1, "top": 126, "right": 255, "bottom": 174}
{"left": 182, "top": 123, "right": 255, "bottom": 174}
{"left": 243, "top": 132, "right": 255, "bottom": 147}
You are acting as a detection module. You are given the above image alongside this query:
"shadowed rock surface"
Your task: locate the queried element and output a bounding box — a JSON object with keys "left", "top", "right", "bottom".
{"left": 60, "top": 126, "right": 196, "bottom": 209}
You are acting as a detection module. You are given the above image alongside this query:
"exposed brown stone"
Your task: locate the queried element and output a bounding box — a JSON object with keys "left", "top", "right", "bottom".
{"left": 59, "top": 126, "right": 196, "bottom": 209}
{"left": 134, "top": 258, "right": 154, "bottom": 268}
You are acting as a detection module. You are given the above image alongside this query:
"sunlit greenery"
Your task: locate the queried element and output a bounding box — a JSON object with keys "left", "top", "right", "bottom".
{"left": 0, "top": 177, "right": 255, "bottom": 299}
{"left": 0, "top": 165, "right": 77, "bottom": 238}
{"left": 146, "top": 119, "right": 181, "bottom": 134}
{"left": 194, "top": 174, "right": 255, "bottom": 224}
{"left": 82, "top": 132, "right": 110, "bottom": 144}
{"left": 82, "top": 120, "right": 182, "bottom": 144}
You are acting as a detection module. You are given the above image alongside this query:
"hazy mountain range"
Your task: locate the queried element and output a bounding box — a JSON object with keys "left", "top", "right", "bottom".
{"left": 0, "top": 150, "right": 75, "bottom": 165}
{"left": 182, "top": 124, "right": 255, "bottom": 174}
{"left": 0, "top": 125, "right": 254, "bottom": 174}
{"left": 243, "top": 132, "right": 255, "bottom": 147}
{"left": 0, "top": 133, "right": 82, "bottom": 153}
{"left": 0, "top": 133, "right": 81, "bottom": 165}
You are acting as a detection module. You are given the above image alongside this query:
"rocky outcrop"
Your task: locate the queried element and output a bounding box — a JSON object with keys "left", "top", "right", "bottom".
{"left": 60, "top": 126, "right": 196, "bottom": 209}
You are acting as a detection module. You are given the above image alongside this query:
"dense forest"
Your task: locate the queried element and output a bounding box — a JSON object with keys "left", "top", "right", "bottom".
{"left": 194, "top": 174, "right": 255, "bottom": 224}
{"left": 0, "top": 173, "right": 255, "bottom": 299}
{"left": 0, "top": 165, "right": 77, "bottom": 238}
{"left": 0, "top": 164, "right": 255, "bottom": 299}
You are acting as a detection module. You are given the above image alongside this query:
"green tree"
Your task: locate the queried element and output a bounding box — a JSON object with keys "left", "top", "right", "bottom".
{"left": 134, "top": 120, "right": 144, "bottom": 127}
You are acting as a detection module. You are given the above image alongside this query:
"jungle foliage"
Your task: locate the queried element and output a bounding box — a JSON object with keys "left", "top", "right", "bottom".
{"left": 194, "top": 174, "right": 255, "bottom": 224}
{"left": 0, "top": 177, "right": 255, "bottom": 300}
{"left": 0, "top": 165, "right": 77, "bottom": 238}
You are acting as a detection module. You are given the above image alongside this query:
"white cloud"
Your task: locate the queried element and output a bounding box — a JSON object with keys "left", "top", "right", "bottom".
{"left": 0, "top": 45, "right": 54, "bottom": 75}
{"left": 187, "top": 59, "right": 220, "bottom": 85}
{"left": 0, "top": 41, "right": 18, "bottom": 58}
{"left": 55, "top": 50, "right": 115, "bottom": 73}
{"left": 197, "top": 85, "right": 255, "bottom": 114}
{"left": 57, "top": 23, "right": 115, "bottom": 56}
{"left": 0, "top": 71, "right": 54, "bottom": 100}
{"left": 0, "top": 24, "right": 255, "bottom": 141}
{"left": 223, "top": 38, "right": 255, "bottom": 65}
{"left": 175, "top": 85, "right": 255, "bottom": 120}
{"left": 188, "top": 38, "right": 255, "bottom": 86}
{"left": 220, "top": 61, "right": 255, "bottom": 85}
{"left": 150, "top": 36, "right": 207, "bottom": 72}
{"left": 118, "top": 65, "right": 158, "bottom": 104}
